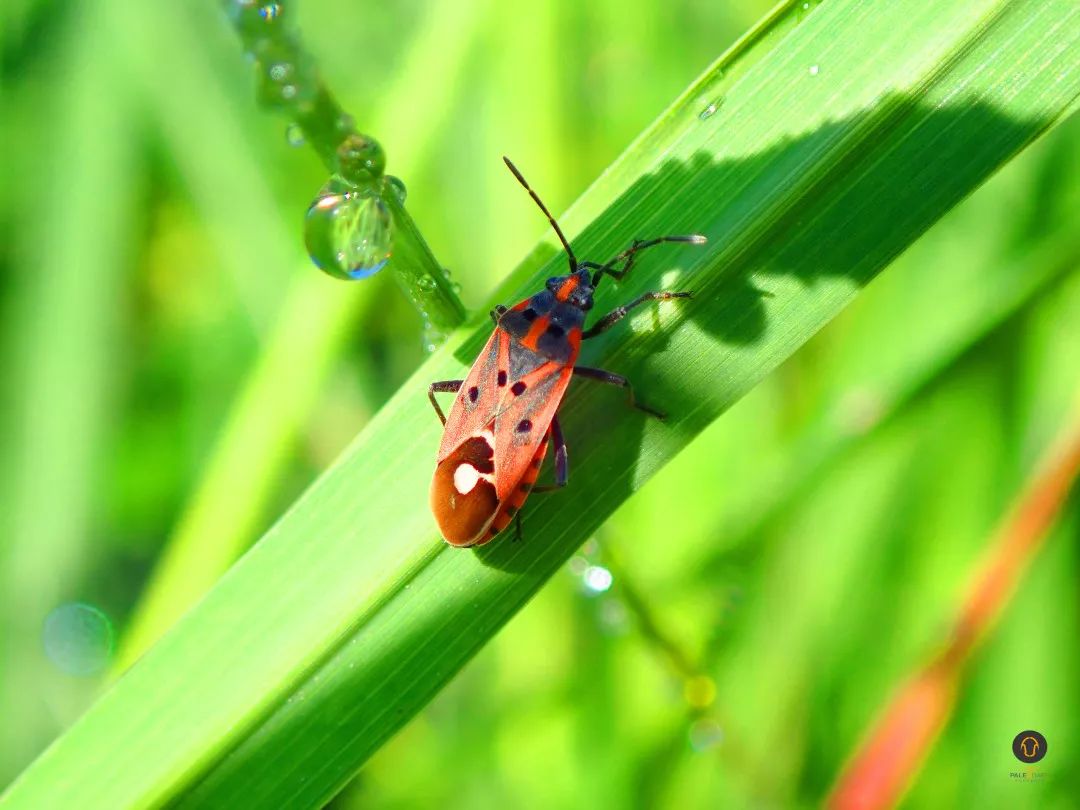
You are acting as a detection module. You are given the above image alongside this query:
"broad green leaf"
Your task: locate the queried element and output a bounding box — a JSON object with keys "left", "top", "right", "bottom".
{"left": 3, "top": 0, "right": 1078, "bottom": 807}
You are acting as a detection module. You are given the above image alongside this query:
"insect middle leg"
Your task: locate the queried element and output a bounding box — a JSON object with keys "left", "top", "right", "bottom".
{"left": 573, "top": 366, "right": 665, "bottom": 420}
{"left": 427, "top": 380, "right": 463, "bottom": 425}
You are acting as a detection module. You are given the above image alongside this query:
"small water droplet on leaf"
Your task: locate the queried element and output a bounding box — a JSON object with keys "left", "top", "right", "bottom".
{"left": 421, "top": 321, "right": 448, "bottom": 353}
{"left": 699, "top": 98, "right": 723, "bottom": 120}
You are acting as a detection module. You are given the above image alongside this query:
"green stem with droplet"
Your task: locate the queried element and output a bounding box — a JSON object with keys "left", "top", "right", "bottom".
{"left": 221, "top": 0, "right": 465, "bottom": 331}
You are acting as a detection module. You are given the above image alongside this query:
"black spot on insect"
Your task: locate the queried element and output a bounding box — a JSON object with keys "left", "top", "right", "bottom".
{"left": 468, "top": 386, "right": 479, "bottom": 403}
{"left": 522, "top": 308, "right": 537, "bottom": 322}
{"left": 516, "top": 419, "right": 532, "bottom": 433}
{"left": 511, "top": 381, "right": 527, "bottom": 396}
{"left": 505, "top": 505, "right": 518, "bottom": 517}
{"left": 545, "top": 323, "right": 565, "bottom": 338}
{"left": 497, "top": 370, "right": 508, "bottom": 387}
{"left": 519, "top": 482, "right": 531, "bottom": 493}
{"left": 531, "top": 457, "right": 542, "bottom": 469}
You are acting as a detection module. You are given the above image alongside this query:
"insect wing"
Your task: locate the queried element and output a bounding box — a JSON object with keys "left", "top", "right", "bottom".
{"left": 436, "top": 328, "right": 508, "bottom": 462}
{"left": 490, "top": 345, "right": 571, "bottom": 501}
{"left": 431, "top": 318, "right": 574, "bottom": 545}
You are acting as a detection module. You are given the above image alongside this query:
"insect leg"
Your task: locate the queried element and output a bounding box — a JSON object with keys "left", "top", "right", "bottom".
{"left": 533, "top": 414, "right": 568, "bottom": 492}
{"left": 582, "top": 234, "right": 705, "bottom": 285}
{"left": 582, "top": 291, "right": 692, "bottom": 340}
{"left": 428, "top": 380, "right": 464, "bottom": 425}
{"left": 573, "top": 366, "right": 665, "bottom": 420}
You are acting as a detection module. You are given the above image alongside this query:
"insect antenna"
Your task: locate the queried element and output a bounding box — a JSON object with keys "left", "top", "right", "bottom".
{"left": 503, "top": 156, "right": 578, "bottom": 273}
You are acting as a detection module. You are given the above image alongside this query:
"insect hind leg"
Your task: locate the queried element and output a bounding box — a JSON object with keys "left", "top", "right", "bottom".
{"left": 573, "top": 366, "right": 665, "bottom": 420}
{"left": 532, "top": 414, "right": 568, "bottom": 493}
{"left": 428, "top": 380, "right": 464, "bottom": 425}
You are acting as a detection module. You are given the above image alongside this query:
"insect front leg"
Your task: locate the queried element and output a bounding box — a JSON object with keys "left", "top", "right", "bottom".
{"left": 428, "top": 380, "right": 464, "bottom": 425}
{"left": 582, "top": 291, "right": 692, "bottom": 340}
{"left": 532, "top": 414, "right": 568, "bottom": 493}
{"left": 573, "top": 366, "right": 665, "bottom": 420}
{"left": 579, "top": 233, "right": 705, "bottom": 284}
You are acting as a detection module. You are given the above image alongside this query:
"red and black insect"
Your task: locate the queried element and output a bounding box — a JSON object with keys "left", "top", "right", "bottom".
{"left": 428, "top": 157, "right": 705, "bottom": 547}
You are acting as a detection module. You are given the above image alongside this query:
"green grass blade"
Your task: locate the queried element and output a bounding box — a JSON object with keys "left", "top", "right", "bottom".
{"left": 3, "top": 0, "right": 1079, "bottom": 807}
{"left": 0, "top": 3, "right": 137, "bottom": 782}
{"left": 114, "top": 0, "right": 490, "bottom": 672}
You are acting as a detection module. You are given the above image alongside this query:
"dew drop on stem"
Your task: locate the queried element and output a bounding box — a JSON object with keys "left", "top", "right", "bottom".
{"left": 304, "top": 178, "right": 393, "bottom": 279}
{"left": 285, "top": 122, "right": 305, "bottom": 147}
{"left": 383, "top": 174, "right": 407, "bottom": 204}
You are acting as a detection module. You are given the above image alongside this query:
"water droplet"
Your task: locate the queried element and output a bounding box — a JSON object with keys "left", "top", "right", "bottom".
{"left": 421, "top": 322, "right": 448, "bottom": 353}
{"left": 42, "top": 602, "right": 114, "bottom": 676}
{"left": 285, "top": 123, "right": 305, "bottom": 147}
{"left": 689, "top": 718, "right": 724, "bottom": 752}
{"left": 583, "top": 565, "right": 613, "bottom": 593}
{"left": 808, "top": 64, "right": 820, "bottom": 76}
{"left": 417, "top": 275, "right": 436, "bottom": 292}
{"left": 305, "top": 180, "right": 393, "bottom": 280}
{"left": 433, "top": 267, "right": 462, "bottom": 296}
{"left": 567, "top": 555, "right": 588, "bottom": 575}
{"left": 383, "top": 175, "right": 407, "bottom": 204}
{"left": 699, "top": 98, "right": 723, "bottom": 120}
{"left": 256, "top": 53, "right": 303, "bottom": 108}
{"left": 258, "top": 3, "right": 281, "bottom": 21}
{"left": 336, "top": 133, "right": 385, "bottom": 184}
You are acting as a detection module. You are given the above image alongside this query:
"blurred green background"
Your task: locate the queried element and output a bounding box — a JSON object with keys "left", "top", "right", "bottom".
{"left": 1, "top": 0, "right": 1077, "bottom": 807}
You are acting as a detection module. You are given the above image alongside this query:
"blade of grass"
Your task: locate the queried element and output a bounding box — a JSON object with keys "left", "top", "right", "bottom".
{"left": 105, "top": 0, "right": 300, "bottom": 330}
{"left": 3, "top": 0, "right": 1079, "bottom": 807}
{"left": 826, "top": 397, "right": 1080, "bottom": 810}
{"left": 614, "top": 114, "right": 1080, "bottom": 592}
{"left": 114, "top": 0, "right": 490, "bottom": 670}
{"left": 0, "top": 1, "right": 137, "bottom": 781}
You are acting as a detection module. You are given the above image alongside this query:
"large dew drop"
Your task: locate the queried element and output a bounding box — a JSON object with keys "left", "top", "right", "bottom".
{"left": 304, "top": 180, "right": 393, "bottom": 279}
